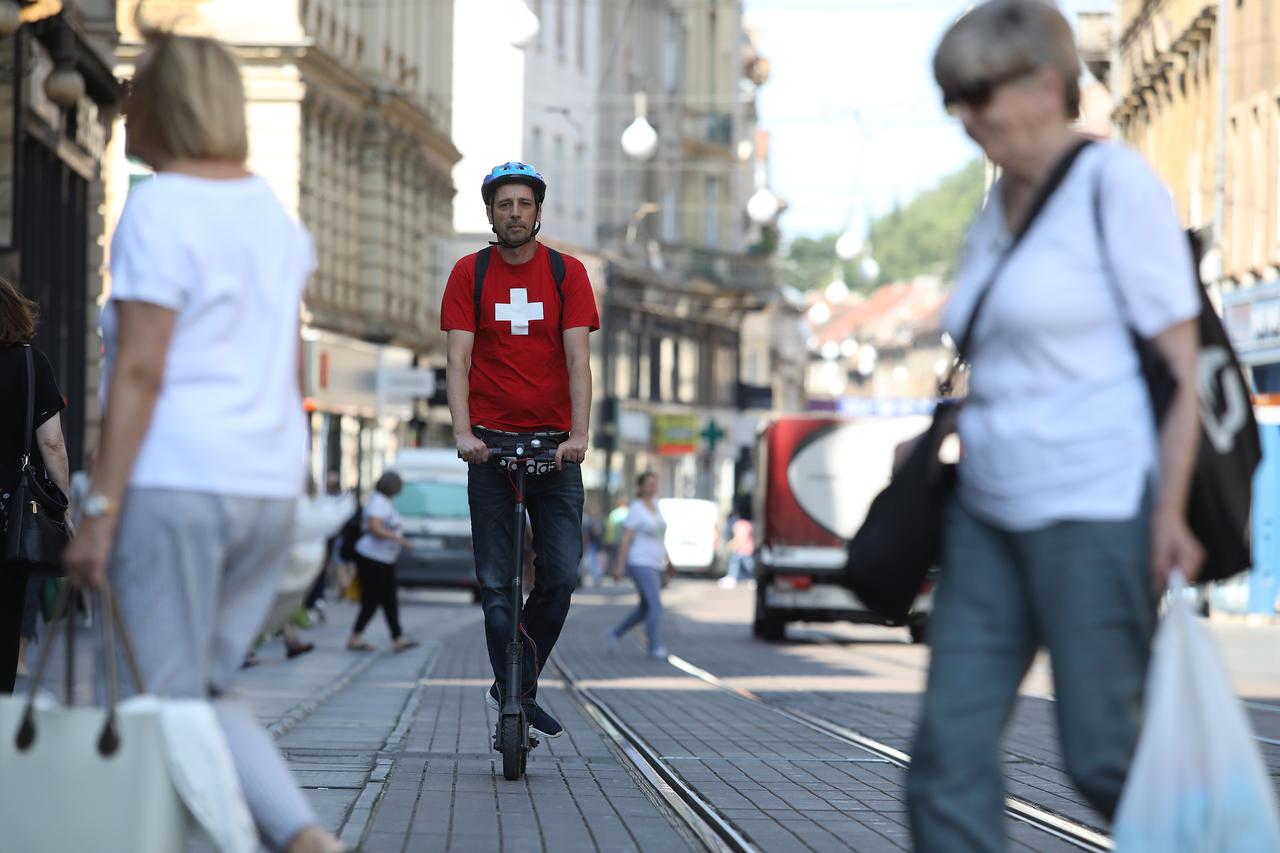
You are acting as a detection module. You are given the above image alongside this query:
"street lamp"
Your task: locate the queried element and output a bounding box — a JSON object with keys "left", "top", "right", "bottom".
{"left": 621, "top": 92, "right": 658, "bottom": 160}
{"left": 507, "top": 0, "right": 541, "bottom": 49}
{"left": 746, "top": 186, "right": 780, "bottom": 224}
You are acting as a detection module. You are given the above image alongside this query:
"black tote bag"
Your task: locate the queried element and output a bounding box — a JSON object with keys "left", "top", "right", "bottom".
{"left": 843, "top": 141, "right": 1093, "bottom": 622}
{"left": 1093, "top": 192, "right": 1262, "bottom": 583}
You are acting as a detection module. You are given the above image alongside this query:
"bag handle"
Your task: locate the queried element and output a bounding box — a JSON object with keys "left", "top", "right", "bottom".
{"left": 14, "top": 581, "right": 148, "bottom": 757}
{"left": 939, "top": 140, "right": 1094, "bottom": 396}
{"left": 19, "top": 343, "right": 34, "bottom": 467}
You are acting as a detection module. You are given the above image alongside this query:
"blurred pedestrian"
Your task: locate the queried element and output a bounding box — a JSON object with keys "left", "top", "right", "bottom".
{"left": 607, "top": 472, "right": 670, "bottom": 658}
{"left": 346, "top": 470, "right": 419, "bottom": 653}
{"left": 61, "top": 29, "right": 346, "bottom": 853}
{"left": 907, "top": 3, "right": 1203, "bottom": 851}
{"left": 580, "top": 509, "right": 603, "bottom": 585}
{"left": 0, "top": 277, "right": 70, "bottom": 693}
{"left": 719, "top": 516, "right": 754, "bottom": 589}
{"left": 601, "top": 497, "right": 628, "bottom": 585}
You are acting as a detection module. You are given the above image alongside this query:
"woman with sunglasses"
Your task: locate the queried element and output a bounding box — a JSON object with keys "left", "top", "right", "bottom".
{"left": 907, "top": 3, "right": 1203, "bottom": 850}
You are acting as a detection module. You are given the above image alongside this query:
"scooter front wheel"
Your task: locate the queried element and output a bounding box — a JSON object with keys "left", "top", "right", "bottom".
{"left": 501, "top": 715, "right": 523, "bottom": 781}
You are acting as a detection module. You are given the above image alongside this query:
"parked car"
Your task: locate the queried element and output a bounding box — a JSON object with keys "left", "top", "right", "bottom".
{"left": 658, "top": 497, "right": 721, "bottom": 575}
{"left": 752, "top": 415, "right": 936, "bottom": 643}
{"left": 392, "top": 449, "right": 478, "bottom": 600}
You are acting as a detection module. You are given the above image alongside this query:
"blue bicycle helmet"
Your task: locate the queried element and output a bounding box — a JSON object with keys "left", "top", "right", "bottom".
{"left": 481, "top": 161, "right": 547, "bottom": 206}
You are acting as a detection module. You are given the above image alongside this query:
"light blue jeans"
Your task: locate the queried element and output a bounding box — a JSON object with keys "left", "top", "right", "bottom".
{"left": 611, "top": 562, "right": 664, "bottom": 651}
{"left": 907, "top": 492, "right": 1156, "bottom": 853}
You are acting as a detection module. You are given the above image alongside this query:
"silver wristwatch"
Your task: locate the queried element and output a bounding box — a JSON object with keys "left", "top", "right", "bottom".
{"left": 83, "top": 493, "right": 118, "bottom": 519}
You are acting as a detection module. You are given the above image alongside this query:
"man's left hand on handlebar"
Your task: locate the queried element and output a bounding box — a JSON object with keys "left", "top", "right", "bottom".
{"left": 554, "top": 433, "right": 588, "bottom": 470}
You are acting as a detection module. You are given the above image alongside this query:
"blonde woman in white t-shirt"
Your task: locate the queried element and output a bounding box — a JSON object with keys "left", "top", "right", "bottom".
{"left": 607, "top": 471, "right": 671, "bottom": 658}
{"left": 906, "top": 4, "right": 1203, "bottom": 851}
{"left": 63, "top": 29, "right": 346, "bottom": 853}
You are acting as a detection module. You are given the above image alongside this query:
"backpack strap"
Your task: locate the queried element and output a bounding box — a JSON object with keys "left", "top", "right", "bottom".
{"left": 547, "top": 247, "right": 566, "bottom": 326}
{"left": 474, "top": 245, "right": 567, "bottom": 328}
{"left": 472, "top": 247, "right": 492, "bottom": 329}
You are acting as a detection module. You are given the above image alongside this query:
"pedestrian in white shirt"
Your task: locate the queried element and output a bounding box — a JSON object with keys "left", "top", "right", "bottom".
{"left": 347, "top": 471, "right": 419, "bottom": 653}
{"left": 906, "top": 4, "right": 1203, "bottom": 852}
{"left": 62, "top": 29, "right": 347, "bottom": 853}
{"left": 607, "top": 472, "right": 671, "bottom": 658}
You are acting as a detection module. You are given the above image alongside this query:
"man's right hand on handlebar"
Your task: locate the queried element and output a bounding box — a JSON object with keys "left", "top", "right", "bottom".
{"left": 456, "top": 431, "right": 490, "bottom": 464}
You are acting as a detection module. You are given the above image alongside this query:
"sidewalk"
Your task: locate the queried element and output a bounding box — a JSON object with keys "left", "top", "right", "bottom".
{"left": 236, "top": 591, "right": 698, "bottom": 852}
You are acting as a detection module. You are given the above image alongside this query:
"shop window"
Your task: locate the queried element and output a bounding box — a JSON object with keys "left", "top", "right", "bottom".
{"left": 679, "top": 340, "right": 699, "bottom": 403}
{"left": 660, "top": 338, "right": 676, "bottom": 401}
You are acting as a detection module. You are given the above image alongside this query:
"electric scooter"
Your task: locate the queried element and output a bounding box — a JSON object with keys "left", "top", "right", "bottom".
{"left": 478, "top": 435, "right": 560, "bottom": 781}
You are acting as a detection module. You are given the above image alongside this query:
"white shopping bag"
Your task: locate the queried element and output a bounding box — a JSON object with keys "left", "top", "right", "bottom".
{"left": 1112, "top": 573, "right": 1280, "bottom": 852}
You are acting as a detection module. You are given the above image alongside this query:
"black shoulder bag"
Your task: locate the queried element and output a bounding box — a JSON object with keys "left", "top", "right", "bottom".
{"left": 842, "top": 140, "right": 1093, "bottom": 622}
{"left": 1092, "top": 179, "right": 1261, "bottom": 583}
{"left": 3, "top": 345, "right": 70, "bottom": 576}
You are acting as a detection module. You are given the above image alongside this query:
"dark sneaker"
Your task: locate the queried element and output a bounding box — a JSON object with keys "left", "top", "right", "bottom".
{"left": 526, "top": 702, "right": 563, "bottom": 739}
{"left": 485, "top": 681, "right": 500, "bottom": 711}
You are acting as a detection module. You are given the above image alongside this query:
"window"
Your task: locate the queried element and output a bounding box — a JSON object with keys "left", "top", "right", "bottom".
{"left": 679, "top": 340, "right": 699, "bottom": 403}
{"left": 704, "top": 177, "right": 721, "bottom": 249}
{"left": 575, "top": 143, "right": 586, "bottom": 219}
{"left": 577, "top": 0, "right": 586, "bottom": 70}
{"left": 614, "top": 331, "right": 632, "bottom": 398}
{"left": 556, "top": 0, "right": 566, "bottom": 57}
{"left": 552, "top": 135, "right": 564, "bottom": 215}
{"left": 638, "top": 337, "right": 652, "bottom": 400}
{"left": 530, "top": 126, "right": 543, "bottom": 170}
{"left": 714, "top": 346, "right": 736, "bottom": 406}
{"left": 660, "top": 338, "right": 676, "bottom": 401}
{"left": 534, "top": 0, "right": 544, "bottom": 51}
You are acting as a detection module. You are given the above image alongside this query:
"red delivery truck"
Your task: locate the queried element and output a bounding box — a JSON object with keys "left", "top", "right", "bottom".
{"left": 752, "top": 414, "right": 936, "bottom": 643}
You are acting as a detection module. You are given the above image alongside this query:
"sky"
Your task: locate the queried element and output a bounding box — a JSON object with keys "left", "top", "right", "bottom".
{"left": 742, "top": 0, "right": 1106, "bottom": 240}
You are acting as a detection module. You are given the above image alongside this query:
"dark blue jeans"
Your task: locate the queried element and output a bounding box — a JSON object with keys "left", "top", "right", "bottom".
{"left": 468, "top": 459, "right": 583, "bottom": 702}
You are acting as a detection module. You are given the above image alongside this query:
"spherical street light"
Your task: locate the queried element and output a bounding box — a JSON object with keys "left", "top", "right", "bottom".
{"left": 746, "top": 187, "right": 780, "bottom": 224}
{"left": 621, "top": 92, "right": 658, "bottom": 160}
{"left": 508, "top": 0, "right": 541, "bottom": 48}
{"left": 859, "top": 256, "right": 880, "bottom": 283}
{"left": 807, "top": 301, "right": 832, "bottom": 326}
{"left": 621, "top": 117, "right": 658, "bottom": 160}
{"left": 835, "top": 221, "right": 864, "bottom": 261}
{"left": 824, "top": 277, "right": 849, "bottom": 305}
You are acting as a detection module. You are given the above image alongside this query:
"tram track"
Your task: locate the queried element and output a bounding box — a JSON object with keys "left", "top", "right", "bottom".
{"left": 555, "top": 649, "right": 1114, "bottom": 852}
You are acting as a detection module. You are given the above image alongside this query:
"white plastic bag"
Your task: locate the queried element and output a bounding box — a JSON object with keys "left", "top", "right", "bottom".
{"left": 1112, "top": 573, "right": 1280, "bottom": 852}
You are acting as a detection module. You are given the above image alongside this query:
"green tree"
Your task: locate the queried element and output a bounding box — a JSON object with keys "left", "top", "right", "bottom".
{"left": 781, "top": 158, "right": 986, "bottom": 292}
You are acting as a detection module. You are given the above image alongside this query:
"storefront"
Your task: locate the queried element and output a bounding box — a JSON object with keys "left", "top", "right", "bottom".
{"left": 302, "top": 328, "right": 434, "bottom": 494}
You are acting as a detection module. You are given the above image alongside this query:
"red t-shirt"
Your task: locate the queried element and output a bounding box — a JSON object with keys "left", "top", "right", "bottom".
{"left": 440, "top": 243, "right": 600, "bottom": 432}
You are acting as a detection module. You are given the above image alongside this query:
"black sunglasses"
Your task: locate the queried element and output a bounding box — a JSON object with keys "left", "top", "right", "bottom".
{"left": 942, "top": 66, "right": 1038, "bottom": 112}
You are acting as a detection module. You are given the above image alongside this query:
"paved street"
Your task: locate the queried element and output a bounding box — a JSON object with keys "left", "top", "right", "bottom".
{"left": 193, "top": 577, "right": 1280, "bottom": 852}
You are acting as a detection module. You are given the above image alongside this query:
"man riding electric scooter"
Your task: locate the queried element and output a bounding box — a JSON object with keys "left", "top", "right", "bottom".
{"left": 442, "top": 162, "right": 598, "bottom": 769}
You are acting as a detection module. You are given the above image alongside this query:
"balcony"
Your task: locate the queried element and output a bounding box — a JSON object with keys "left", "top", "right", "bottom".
{"left": 662, "top": 244, "right": 776, "bottom": 293}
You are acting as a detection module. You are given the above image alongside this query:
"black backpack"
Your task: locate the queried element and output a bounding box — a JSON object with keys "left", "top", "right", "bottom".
{"left": 473, "top": 245, "right": 567, "bottom": 328}
{"left": 337, "top": 504, "right": 363, "bottom": 563}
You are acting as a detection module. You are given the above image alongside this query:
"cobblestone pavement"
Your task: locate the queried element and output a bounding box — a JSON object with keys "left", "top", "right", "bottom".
{"left": 17, "top": 578, "right": 1278, "bottom": 851}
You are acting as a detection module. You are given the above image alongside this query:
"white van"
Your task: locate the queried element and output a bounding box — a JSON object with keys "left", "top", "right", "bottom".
{"left": 658, "top": 497, "right": 721, "bottom": 575}
{"left": 391, "top": 449, "right": 477, "bottom": 598}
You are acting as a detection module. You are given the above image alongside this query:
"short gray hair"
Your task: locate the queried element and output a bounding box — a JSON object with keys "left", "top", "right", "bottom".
{"left": 933, "top": 0, "right": 1081, "bottom": 119}
{"left": 375, "top": 470, "right": 403, "bottom": 496}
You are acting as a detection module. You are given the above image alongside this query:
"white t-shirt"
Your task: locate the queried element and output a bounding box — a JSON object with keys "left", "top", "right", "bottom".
{"left": 355, "top": 492, "right": 403, "bottom": 564}
{"left": 942, "top": 142, "right": 1200, "bottom": 531}
{"left": 104, "top": 174, "right": 313, "bottom": 499}
{"left": 623, "top": 500, "right": 667, "bottom": 569}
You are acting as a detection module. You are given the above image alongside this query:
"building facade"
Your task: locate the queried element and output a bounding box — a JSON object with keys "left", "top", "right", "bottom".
{"left": 593, "top": 0, "right": 778, "bottom": 515}
{"left": 1112, "top": 0, "right": 1280, "bottom": 613}
{"left": 1, "top": 1, "right": 120, "bottom": 473}
{"left": 105, "top": 0, "right": 459, "bottom": 492}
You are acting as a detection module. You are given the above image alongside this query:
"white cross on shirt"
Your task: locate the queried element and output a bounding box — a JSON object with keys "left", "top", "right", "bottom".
{"left": 494, "top": 288, "right": 544, "bottom": 335}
